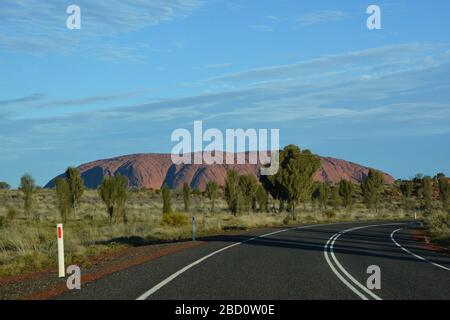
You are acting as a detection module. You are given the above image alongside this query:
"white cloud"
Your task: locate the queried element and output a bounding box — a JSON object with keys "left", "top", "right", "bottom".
{"left": 208, "top": 44, "right": 445, "bottom": 84}
{"left": 2, "top": 43, "right": 450, "bottom": 164}
{"left": 250, "top": 24, "right": 274, "bottom": 32}
{"left": 0, "top": 0, "right": 202, "bottom": 60}
{"left": 0, "top": 94, "right": 46, "bottom": 107}
{"left": 296, "top": 10, "right": 346, "bottom": 26}
{"left": 205, "top": 63, "right": 234, "bottom": 69}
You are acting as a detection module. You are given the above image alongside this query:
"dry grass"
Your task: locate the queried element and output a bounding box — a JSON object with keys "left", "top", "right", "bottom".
{"left": 424, "top": 210, "right": 450, "bottom": 248}
{"left": 0, "top": 189, "right": 413, "bottom": 276}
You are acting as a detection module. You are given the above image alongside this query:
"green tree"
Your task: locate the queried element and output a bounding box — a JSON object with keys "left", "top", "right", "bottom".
{"left": 65, "top": 167, "right": 84, "bottom": 217}
{"left": 224, "top": 170, "right": 241, "bottom": 215}
{"left": 255, "top": 184, "right": 268, "bottom": 212}
{"left": 361, "top": 169, "right": 385, "bottom": 212}
{"left": 19, "top": 174, "right": 36, "bottom": 217}
{"left": 414, "top": 173, "right": 424, "bottom": 182}
{"left": 260, "top": 173, "right": 284, "bottom": 212}
{"left": 421, "top": 176, "right": 433, "bottom": 212}
{"left": 238, "top": 174, "right": 259, "bottom": 213}
{"left": 161, "top": 184, "right": 172, "bottom": 214}
{"left": 312, "top": 182, "right": 330, "bottom": 211}
{"left": 262, "top": 145, "right": 321, "bottom": 220}
{"left": 182, "top": 183, "right": 191, "bottom": 212}
{"left": 98, "top": 175, "right": 129, "bottom": 223}
{"left": 55, "top": 178, "right": 71, "bottom": 223}
{"left": 400, "top": 180, "right": 414, "bottom": 212}
{"left": 192, "top": 188, "right": 202, "bottom": 197}
{"left": 437, "top": 175, "right": 449, "bottom": 210}
{"left": 0, "top": 182, "right": 10, "bottom": 190}
{"left": 205, "top": 181, "right": 219, "bottom": 212}
{"left": 339, "top": 180, "right": 354, "bottom": 209}
{"left": 331, "top": 186, "right": 341, "bottom": 210}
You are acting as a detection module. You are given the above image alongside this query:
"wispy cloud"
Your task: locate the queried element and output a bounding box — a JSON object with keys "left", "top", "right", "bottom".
{"left": 0, "top": 0, "right": 202, "bottom": 61}
{"left": 266, "top": 15, "right": 282, "bottom": 22}
{"left": 250, "top": 24, "right": 274, "bottom": 32}
{"left": 1, "top": 89, "right": 158, "bottom": 116}
{"left": 1, "top": 43, "right": 450, "bottom": 180}
{"left": 0, "top": 94, "right": 46, "bottom": 107}
{"left": 296, "top": 10, "right": 346, "bottom": 26}
{"left": 205, "top": 63, "right": 234, "bottom": 69}
{"left": 208, "top": 44, "right": 444, "bottom": 84}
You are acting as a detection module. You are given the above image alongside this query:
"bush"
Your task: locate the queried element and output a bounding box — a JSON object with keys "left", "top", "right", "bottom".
{"left": 0, "top": 216, "right": 6, "bottom": 229}
{"left": 161, "top": 185, "right": 172, "bottom": 214}
{"left": 98, "top": 174, "right": 129, "bottom": 223}
{"left": 6, "top": 207, "right": 17, "bottom": 221}
{"left": 324, "top": 210, "right": 336, "bottom": 219}
{"left": 0, "top": 182, "right": 10, "bottom": 190}
{"left": 425, "top": 211, "right": 450, "bottom": 245}
{"left": 83, "top": 214, "right": 94, "bottom": 222}
{"left": 19, "top": 174, "right": 36, "bottom": 217}
{"left": 282, "top": 215, "right": 292, "bottom": 225}
{"left": 161, "top": 212, "right": 189, "bottom": 226}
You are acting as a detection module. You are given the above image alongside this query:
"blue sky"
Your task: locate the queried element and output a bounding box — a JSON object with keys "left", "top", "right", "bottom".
{"left": 1, "top": 0, "right": 450, "bottom": 187}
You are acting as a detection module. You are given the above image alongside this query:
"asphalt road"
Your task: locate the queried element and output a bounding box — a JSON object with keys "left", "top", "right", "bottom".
{"left": 57, "top": 221, "right": 450, "bottom": 300}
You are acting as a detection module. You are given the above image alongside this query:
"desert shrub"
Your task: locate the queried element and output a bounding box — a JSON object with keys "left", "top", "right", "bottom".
{"left": 282, "top": 215, "right": 292, "bottom": 225}
{"left": 0, "top": 216, "right": 6, "bottom": 229}
{"left": 238, "top": 175, "right": 259, "bottom": 213}
{"left": 65, "top": 167, "right": 85, "bottom": 216}
{"left": 0, "top": 182, "right": 10, "bottom": 190}
{"left": 225, "top": 170, "right": 241, "bottom": 215}
{"left": 98, "top": 174, "right": 129, "bottom": 223}
{"left": 303, "top": 215, "right": 316, "bottom": 224}
{"left": 161, "top": 212, "right": 189, "bottom": 226}
{"left": 83, "top": 214, "right": 94, "bottom": 222}
{"left": 255, "top": 184, "right": 268, "bottom": 212}
{"left": 324, "top": 210, "right": 336, "bottom": 219}
{"left": 55, "top": 178, "right": 71, "bottom": 223}
{"left": 205, "top": 181, "right": 219, "bottom": 212}
{"left": 361, "top": 169, "right": 384, "bottom": 212}
{"left": 182, "top": 183, "right": 191, "bottom": 212}
{"left": 161, "top": 185, "right": 172, "bottom": 214}
{"left": 425, "top": 211, "right": 450, "bottom": 245}
{"left": 19, "top": 174, "right": 36, "bottom": 217}
{"left": 6, "top": 207, "right": 17, "bottom": 221}
{"left": 339, "top": 180, "right": 354, "bottom": 208}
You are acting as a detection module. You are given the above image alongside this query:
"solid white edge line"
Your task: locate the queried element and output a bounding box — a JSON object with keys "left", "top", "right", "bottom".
{"left": 325, "top": 223, "right": 406, "bottom": 301}
{"left": 136, "top": 223, "right": 332, "bottom": 300}
{"left": 136, "top": 222, "right": 409, "bottom": 301}
{"left": 391, "top": 228, "right": 450, "bottom": 272}
{"left": 324, "top": 233, "right": 369, "bottom": 300}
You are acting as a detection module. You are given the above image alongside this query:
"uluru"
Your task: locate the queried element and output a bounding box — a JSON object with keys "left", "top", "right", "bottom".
{"left": 45, "top": 152, "right": 395, "bottom": 190}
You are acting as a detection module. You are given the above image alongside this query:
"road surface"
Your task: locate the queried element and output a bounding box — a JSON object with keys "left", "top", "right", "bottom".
{"left": 57, "top": 221, "right": 450, "bottom": 300}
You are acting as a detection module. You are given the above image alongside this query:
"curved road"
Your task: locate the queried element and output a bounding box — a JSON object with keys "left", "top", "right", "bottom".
{"left": 57, "top": 221, "right": 450, "bottom": 300}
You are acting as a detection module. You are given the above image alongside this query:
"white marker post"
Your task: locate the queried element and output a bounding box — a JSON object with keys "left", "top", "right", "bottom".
{"left": 192, "top": 217, "right": 196, "bottom": 241}
{"left": 57, "top": 224, "right": 65, "bottom": 278}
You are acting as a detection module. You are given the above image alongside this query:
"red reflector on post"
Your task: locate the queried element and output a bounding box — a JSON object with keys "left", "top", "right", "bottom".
{"left": 58, "top": 226, "right": 62, "bottom": 239}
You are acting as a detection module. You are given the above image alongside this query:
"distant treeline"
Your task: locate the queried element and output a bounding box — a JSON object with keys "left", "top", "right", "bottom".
{"left": 3, "top": 145, "right": 449, "bottom": 224}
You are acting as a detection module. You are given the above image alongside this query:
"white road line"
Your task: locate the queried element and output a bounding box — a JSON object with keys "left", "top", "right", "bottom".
{"left": 324, "top": 234, "right": 369, "bottom": 300}
{"left": 324, "top": 223, "right": 405, "bottom": 300}
{"left": 391, "top": 228, "right": 450, "bottom": 272}
{"left": 137, "top": 223, "right": 332, "bottom": 300}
